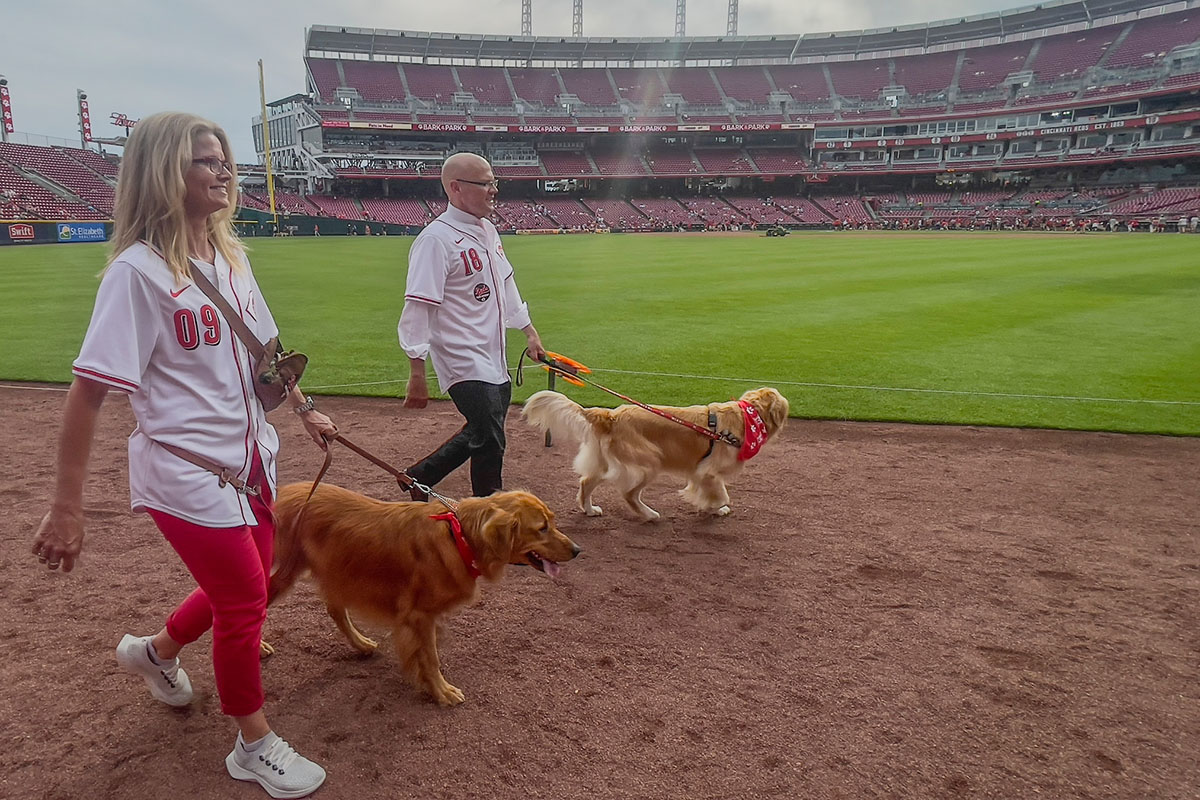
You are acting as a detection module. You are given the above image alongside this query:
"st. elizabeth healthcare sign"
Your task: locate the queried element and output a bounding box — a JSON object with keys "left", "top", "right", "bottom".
{"left": 57, "top": 223, "right": 107, "bottom": 243}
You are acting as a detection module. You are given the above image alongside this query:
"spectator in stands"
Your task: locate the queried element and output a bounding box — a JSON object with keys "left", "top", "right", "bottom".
{"left": 29, "top": 112, "right": 335, "bottom": 798}
{"left": 398, "top": 152, "right": 546, "bottom": 499}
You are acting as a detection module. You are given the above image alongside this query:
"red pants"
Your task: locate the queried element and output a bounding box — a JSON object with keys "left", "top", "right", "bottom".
{"left": 147, "top": 451, "right": 273, "bottom": 717}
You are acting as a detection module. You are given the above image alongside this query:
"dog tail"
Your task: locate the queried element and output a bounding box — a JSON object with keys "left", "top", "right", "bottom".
{"left": 267, "top": 483, "right": 309, "bottom": 606}
{"left": 523, "top": 390, "right": 608, "bottom": 441}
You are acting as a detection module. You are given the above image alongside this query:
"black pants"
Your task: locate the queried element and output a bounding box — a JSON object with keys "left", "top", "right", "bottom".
{"left": 407, "top": 380, "right": 511, "bottom": 497}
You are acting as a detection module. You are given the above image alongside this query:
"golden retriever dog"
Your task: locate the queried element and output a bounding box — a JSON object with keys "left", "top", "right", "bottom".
{"left": 269, "top": 483, "right": 580, "bottom": 706}
{"left": 522, "top": 387, "right": 789, "bottom": 522}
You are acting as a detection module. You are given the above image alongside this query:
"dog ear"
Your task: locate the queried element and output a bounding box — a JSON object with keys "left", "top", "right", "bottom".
{"left": 474, "top": 508, "right": 518, "bottom": 567}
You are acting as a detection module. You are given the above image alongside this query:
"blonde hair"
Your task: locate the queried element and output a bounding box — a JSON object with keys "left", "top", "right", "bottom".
{"left": 107, "top": 111, "right": 244, "bottom": 284}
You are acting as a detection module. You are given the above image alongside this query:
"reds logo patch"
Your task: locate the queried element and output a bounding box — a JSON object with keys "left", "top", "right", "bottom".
{"left": 473, "top": 283, "right": 491, "bottom": 302}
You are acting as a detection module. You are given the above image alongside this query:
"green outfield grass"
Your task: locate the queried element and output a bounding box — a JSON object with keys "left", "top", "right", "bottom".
{"left": 1, "top": 232, "right": 1197, "bottom": 435}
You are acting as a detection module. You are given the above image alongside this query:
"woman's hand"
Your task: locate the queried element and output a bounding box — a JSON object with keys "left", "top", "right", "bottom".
{"left": 298, "top": 409, "right": 337, "bottom": 448}
{"left": 32, "top": 504, "right": 85, "bottom": 573}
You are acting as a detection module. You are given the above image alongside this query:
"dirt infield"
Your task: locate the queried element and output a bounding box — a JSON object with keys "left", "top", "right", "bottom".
{"left": 4, "top": 385, "right": 1198, "bottom": 800}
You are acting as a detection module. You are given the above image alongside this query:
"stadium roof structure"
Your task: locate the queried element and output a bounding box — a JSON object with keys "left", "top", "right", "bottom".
{"left": 305, "top": 0, "right": 1182, "bottom": 65}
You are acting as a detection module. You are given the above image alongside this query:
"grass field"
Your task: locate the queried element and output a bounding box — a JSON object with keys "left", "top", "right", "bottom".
{"left": 1, "top": 232, "right": 1197, "bottom": 435}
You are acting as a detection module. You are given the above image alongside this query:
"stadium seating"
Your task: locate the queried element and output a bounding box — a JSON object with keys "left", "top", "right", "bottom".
{"left": 892, "top": 51, "right": 959, "bottom": 98}
{"left": 957, "top": 42, "right": 1033, "bottom": 92}
{"left": 540, "top": 198, "right": 598, "bottom": 228}
{"left": 581, "top": 198, "right": 649, "bottom": 229}
{"left": 693, "top": 148, "right": 755, "bottom": 174}
{"left": 714, "top": 66, "right": 774, "bottom": 105}
{"left": 508, "top": 68, "right": 563, "bottom": 106}
{"left": 644, "top": 147, "right": 700, "bottom": 175}
{"left": 662, "top": 67, "right": 724, "bottom": 105}
{"left": 539, "top": 150, "right": 595, "bottom": 176}
{"left": 559, "top": 69, "right": 619, "bottom": 105}
{"left": 1104, "top": 11, "right": 1200, "bottom": 69}
{"left": 456, "top": 67, "right": 515, "bottom": 105}
{"left": 402, "top": 64, "right": 459, "bottom": 103}
{"left": 360, "top": 197, "right": 433, "bottom": 225}
{"left": 766, "top": 64, "right": 830, "bottom": 103}
{"left": 341, "top": 61, "right": 406, "bottom": 102}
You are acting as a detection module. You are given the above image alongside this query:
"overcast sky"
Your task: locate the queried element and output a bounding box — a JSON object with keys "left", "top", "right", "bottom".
{"left": 4, "top": 0, "right": 1030, "bottom": 158}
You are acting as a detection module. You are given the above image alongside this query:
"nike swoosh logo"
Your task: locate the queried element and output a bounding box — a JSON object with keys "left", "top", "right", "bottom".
{"left": 455, "top": 237, "right": 465, "bottom": 244}
{"left": 170, "top": 285, "right": 191, "bottom": 298}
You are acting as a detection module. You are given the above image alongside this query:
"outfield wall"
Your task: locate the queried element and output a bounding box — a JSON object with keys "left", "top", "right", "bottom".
{"left": 0, "top": 221, "right": 111, "bottom": 246}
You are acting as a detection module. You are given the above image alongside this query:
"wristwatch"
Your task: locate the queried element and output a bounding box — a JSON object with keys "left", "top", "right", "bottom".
{"left": 293, "top": 395, "right": 317, "bottom": 415}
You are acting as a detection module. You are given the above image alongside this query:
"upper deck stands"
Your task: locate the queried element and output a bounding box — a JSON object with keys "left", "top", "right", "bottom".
{"left": 957, "top": 42, "right": 1033, "bottom": 92}
{"left": 306, "top": 57, "right": 342, "bottom": 100}
{"left": 662, "top": 67, "right": 724, "bottom": 105}
{"left": 456, "top": 67, "right": 514, "bottom": 105}
{"left": 340, "top": 60, "right": 405, "bottom": 102}
{"left": 401, "top": 64, "right": 458, "bottom": 103}
{"left": 611, "top": 68, "right": 668, "bottom": 107}
{"left": 509, "top": 68, "right": 562, "bottom": 106}
{"left": 714, "top": 66, "right": 773, "bottom": 105}
{"left": 1027, "top": 27, "right": 1114, "bottom": 80}
{"left": 892, "top": 51, "right": 959, "bottom": 97}
{"left": 1105, "top": 10, "right": 1200, "bottom": 69}
{"left": 768, "top": 64, "right": 830, "bottom": 103}
{"left": 828, "top": 60, "right": 890, "bottom": 99}
{"left": 560, "top": 68, "right": 619, "bottom": 105}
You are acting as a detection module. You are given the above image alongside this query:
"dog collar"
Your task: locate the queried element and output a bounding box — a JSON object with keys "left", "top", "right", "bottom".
{"left": 737, "top": 401, "right": 767, "bottom": 461}
{"left": 431, "top": 512, "right": 481, "bottom": 579}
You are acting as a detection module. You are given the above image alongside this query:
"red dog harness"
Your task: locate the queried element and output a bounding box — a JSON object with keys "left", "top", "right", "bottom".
{"left": 737, "top": 401, "right": 767, "bottom": 461}
{"left": 431, "top": 512, "right": 481, "bottom": 579}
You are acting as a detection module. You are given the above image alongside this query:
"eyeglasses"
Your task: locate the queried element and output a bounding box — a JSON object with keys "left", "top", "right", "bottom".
{"left": 191, "top": 157, "right": 233, "bottom": 175}
{"left": 454, "top": 178, "right": 500, "bottom": 190}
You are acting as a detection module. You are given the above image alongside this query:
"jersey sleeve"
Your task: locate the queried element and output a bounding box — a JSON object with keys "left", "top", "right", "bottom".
{"left": 501, "top": 265, "right": 532, "bottom": 330}
{"left": 72, "top": 260, "right": 159, "bottom": 393}
{"left": 404, "top": 233, "right": 449, "bottom": 307}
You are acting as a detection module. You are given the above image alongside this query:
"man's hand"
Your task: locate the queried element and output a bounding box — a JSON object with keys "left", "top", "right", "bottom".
{"left": 405, "top": 371, "right": 430, "bottom": 409}
{"left": 523, "top": 325, "right": 546, "bottom": 362}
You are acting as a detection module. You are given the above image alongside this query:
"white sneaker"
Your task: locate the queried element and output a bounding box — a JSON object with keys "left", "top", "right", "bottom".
{"left": 226, "top": 732, "right": 327, "bottom": 799}
{"left": 114, "top": 634, "right": 193, "bottom": 707}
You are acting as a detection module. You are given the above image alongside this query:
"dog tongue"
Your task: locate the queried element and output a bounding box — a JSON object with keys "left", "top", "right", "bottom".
{"left": 542, "top": 560, "right": 562, "bottom": 579}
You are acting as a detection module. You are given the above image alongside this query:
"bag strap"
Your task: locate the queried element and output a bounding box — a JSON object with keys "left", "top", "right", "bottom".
{"left": 188, "top": 262, "right": 271, "bottom": 362}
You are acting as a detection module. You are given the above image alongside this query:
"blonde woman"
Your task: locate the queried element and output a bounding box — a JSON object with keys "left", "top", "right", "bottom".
{"left": 31, "top": 112, "right": 334, "bottom": 799}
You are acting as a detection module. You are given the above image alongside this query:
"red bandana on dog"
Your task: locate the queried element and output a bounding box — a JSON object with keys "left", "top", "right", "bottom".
{"left": 737, "top": 401, "right": 767, "bottom": 461}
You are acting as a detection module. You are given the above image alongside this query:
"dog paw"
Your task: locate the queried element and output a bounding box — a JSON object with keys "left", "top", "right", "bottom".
{"left": 641, "top": 509, "right": 662, "bottom": 523}
{"left": 714, "top": 505, "right": 731, "bottom": 517}
{"left": 435, "top": 684, "right": 466, "bottom": 706}
{"left": 584, "top": 505, "right": 603, "bottom": 517}
{"left": 259, "top": 640, "right": 275, "bottom": 659}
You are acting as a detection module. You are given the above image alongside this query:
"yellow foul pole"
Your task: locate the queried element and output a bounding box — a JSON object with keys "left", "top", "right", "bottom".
{"left": 258, "top": 59, "right": 277, "bottom": 221}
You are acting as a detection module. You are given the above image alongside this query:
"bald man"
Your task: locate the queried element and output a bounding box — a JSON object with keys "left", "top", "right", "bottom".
{"left": 398, "top": 152, "right": 546, "bottom": 498}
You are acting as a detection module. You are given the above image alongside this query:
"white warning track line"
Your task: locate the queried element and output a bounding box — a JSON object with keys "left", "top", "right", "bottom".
{"left": 6, "top": 371, "right": 1196, "bottom": 408}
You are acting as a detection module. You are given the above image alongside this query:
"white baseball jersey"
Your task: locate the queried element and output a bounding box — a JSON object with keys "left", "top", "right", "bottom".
{"left": 73, "top": 241, "right": 281, "bottom": 527}
{"left": 398, "top": 204, "right": 532, "bottom": 389}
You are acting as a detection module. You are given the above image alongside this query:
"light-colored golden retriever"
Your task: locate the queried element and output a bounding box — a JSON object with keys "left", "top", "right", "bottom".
{"left": 269, "top": 483, "right": 580, "bottom": 706}
{"left": 522, "top": 387, "right": 789, "bottom": 521}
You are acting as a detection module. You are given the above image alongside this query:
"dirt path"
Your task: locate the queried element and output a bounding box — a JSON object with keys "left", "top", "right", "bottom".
{"left": 3, "top": 385, "right": 1198, "bottom": 800}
